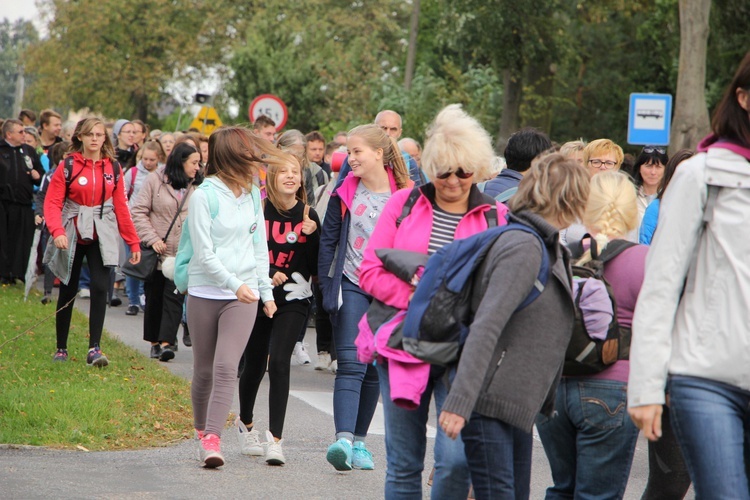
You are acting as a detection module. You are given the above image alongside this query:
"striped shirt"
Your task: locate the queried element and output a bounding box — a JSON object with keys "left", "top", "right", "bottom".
{"left": 428, "top": 206, "right": 464, "bottom": 255}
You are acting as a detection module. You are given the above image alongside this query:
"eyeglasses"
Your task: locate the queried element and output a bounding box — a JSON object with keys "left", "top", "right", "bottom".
{"left": 82, "top": 133, "right": 106, "bottom": 139}
{"left": 588, "top": 159, "right": 617, "bottom": 169}
{"left": 643, "top": 146, "right": 666, "bottom": 154}
{"left": 436, "top": 168, "right": 474, "bottom": 180}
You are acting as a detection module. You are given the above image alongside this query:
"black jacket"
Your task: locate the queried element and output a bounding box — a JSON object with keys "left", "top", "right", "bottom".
{"left": 0, "top": 139, "right": 45, "bottom": 205}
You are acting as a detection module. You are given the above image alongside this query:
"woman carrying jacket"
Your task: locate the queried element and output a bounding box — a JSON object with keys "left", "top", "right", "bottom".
{"left": 358, "top": 104, "right": 507, "bottom": 499}
{"left": 318, "top": 123, "right": 411, "bottom": 472}
{"left": 439, "top": 153, "right": 591, "bottom": 499}
{"left": 131, "top": 143, "right": 202, "bottom": 361}
{"left": 629, "top": 52, "right": 750, "bottom": 499}
{"left": 43, "top": 117, "right": 141, "bottom": 366}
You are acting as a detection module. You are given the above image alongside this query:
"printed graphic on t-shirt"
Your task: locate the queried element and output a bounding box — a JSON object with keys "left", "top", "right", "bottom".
{"left": 267, "top": 219, "right": 308, "bottom": 269}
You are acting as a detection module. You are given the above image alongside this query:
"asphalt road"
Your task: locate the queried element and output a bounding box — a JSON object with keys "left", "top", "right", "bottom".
{"left": 0, "top": 289, "right": 693, "bottom": 499}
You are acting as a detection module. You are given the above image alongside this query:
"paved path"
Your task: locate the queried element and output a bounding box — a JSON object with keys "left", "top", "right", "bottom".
{"left": 0, "top": 288, "right": 687, "bottom": 499}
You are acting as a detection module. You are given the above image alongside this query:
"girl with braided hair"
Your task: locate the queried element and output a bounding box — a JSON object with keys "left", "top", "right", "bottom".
{"left": 536, "top": 171, "right": 649, "bottom": 499}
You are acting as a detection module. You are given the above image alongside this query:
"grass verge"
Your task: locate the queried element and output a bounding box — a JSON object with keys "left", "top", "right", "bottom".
{"left": 0, "top": 283, "right": 193, "bottom": 450}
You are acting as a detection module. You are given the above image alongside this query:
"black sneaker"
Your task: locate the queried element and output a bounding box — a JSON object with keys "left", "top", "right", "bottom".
{"left": 41, "top": 294, "right": 53, "bottom": 305}
{"left": 126, "top": 305, "right": 139, "bottom": 316}
{"left": 170, "top": 342, "right": 178, "bottom": 353}
{"left": 53, "top": 349, "right": 68, "bottom": 362}
{"left": 86, "top": 346, "right": 109, "bottom": 367}
{"left": 110, "top": 297, "right": 122, "bottom": 307}
{"left": 159, "top": 345, "right": 175, "bottom": 362}
{"left": 182, "top": 322, "right": 192, "bottom": 347}
{"left": 150, "top": 344, "right": 162, "bottom": 359}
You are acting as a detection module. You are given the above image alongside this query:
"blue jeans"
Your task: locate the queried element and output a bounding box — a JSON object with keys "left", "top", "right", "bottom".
{"left": 123, "top": 242, "right": 143, "bottom": 306}
{"left": 377, "top": 362, "right": 470, "bottom": 500}
{"left": 536, "top": 378, "right": 638, "bottom": 499}
{"left": 462, "top": 413, "right": 532, "bottom": 500}
{"left": 331, "top": 277, "right": 379, "bottom": 439}
{"left": 668, "top": 375, "right": 750, "bottom": 499}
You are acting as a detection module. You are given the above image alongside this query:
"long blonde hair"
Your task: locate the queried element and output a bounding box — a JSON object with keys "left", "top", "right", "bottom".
{"left": 577, "top": 171, "right": 638, "bottom": 265}
{"left": 265, "top": 156, "right": 307, "bottom": 215}
{"left": 347, "top": 124, "right": 410, "bottom": 189}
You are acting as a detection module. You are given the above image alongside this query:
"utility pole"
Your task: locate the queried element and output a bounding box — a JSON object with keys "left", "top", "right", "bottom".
{"left": 12, "top": 66, "right": 25, "bottom": 117}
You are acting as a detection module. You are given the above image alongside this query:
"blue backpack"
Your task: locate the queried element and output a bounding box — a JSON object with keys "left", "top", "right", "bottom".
{"left": 401, "top": 222, "right": 549, "bottom": 366}
{"left": 174, "top": 183, "right": 219, "bottom": 294}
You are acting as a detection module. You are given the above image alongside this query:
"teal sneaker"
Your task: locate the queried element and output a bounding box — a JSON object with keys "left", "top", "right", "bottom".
{"left": 326, "top": 438, "right": 353, "bottom": 471}
{"left": 352, "top": 441, "right": 374, "bottom": 470}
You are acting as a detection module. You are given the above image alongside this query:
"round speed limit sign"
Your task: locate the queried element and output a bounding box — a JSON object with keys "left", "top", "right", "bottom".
{"left": 249, "top": 94, "right": 288, "bottom": 131}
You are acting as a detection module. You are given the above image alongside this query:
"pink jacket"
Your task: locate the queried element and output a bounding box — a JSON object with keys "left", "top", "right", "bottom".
{"left": 358, "top": 184, "right": 508, "bottom": 408}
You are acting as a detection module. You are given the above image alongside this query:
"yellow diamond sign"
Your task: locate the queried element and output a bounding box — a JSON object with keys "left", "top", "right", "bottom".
{"left": 190, "top": 106, "right": 222, "bottom": 135}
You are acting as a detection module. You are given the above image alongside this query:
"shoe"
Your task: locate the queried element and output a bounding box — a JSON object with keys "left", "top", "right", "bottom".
{"left": 110, "top": 296, "right": 122, "bottom": 307}
{"left": 78, "top": 288, "right": 90, "bottom": 299}
{"left": 264, "top": 430, "right": 285, "bottom": 465}
{"left": 140, "top": 293, "right": 146, "bottom": 311}
{"left": 235, "top": 417, "right": 263, "bottom": 456}
{"left": 126, "top": 305, "right": 139, "bottom": 316}
{"left": 352, "top": 441, "right": 374, "bottom": 470}
{"left": 182, "top": 322, "right": 192, "bottom": 347}
{"left": 292, "top": 342, "right": 311, "bottom": 365}
{"left": 86, "top": 346, "right": 109, "bottom": 367}
{"left": 200, "top": 433, "right": 225, "bottom": 468}
{"left": 326, "top": 438, "right": 353, "bottom": 471}
{"left": 171, "top": 342, "right": 178, "bottom": 353}
{"left": 315, "top": 351, "right": 331, "bottom": 371}
{"left": 329, "top": 360, "right": 338, "bottom": 374}
{"left": 150, "top": 344, "right": 162, "bottom": 359}
{"left": 159, "top": 345, "right": 175, "bottom": 362}
{"left": 41, "top": 294, "right": 53, "bottom": 305}
{"left": 52, "top": 349, "right": 68, "bottom": 362}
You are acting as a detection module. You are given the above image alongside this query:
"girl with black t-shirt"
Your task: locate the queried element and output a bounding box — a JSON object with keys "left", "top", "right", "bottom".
{"left": 236, "top": 157, "right": 320, "bottom": 466}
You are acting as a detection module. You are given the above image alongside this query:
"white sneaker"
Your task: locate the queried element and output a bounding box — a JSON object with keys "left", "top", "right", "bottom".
{"left": 78, "top": 288, "right": 90, "bottom": 299}
{"left": 235, "top": 417, "right": 263, "bottom": 456}
{"left": 329, "top": 359, "right": 338, "bottom": 374}
{"left": 315, "top": 351, "right": 331, "bottom": 371}
{"left": 292, "top": 342, "right": 311, "bottom": 365}
{"left": 263, "top": 430, "right": 285, "bottom": 465}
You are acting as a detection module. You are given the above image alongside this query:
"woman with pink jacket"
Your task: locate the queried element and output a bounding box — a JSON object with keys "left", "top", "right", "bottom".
{"left": 358, "top": 104, "right": 507, "bottom": 499}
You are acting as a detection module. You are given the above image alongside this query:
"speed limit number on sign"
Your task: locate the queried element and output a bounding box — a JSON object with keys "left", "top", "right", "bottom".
{"left": 249, "top": 94, "right": 288, "bottom": 131}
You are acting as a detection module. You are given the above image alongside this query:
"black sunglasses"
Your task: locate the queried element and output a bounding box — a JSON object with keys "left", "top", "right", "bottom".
{"left": 643, "top": 146, "right": 666, "bottom": 154}
{"left": 436, "top": 168, "right": 474, "bottom": 180}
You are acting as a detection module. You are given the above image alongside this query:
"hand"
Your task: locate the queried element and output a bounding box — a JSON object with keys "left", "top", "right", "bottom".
{"left": 301, "top": 212, "right": 317, "bottom": 235}
{"left": 152, "top": 240, "right": 168, "bottom": 254}
{"left": 263, "top": 300, "right": 277, "bottom": 318}
{"left": 236, "top": 284, "right": 259, "bottom": 304}
{"left": 282, "top": 272, "right": 312, "bottom": 301}
{"left": 35, "top": 215, "right": 43, "bottom": 225}
{"left": 129, "top": 251, "right": 141, "bottom": 265}
{"left": 54, "top": 235, "right": 68, "bottom": 249}
{"left": 30, "top": 169, "right": 41, "bottom": 180}
{"left": 628, "top": 404, "right": 663, "bottom": 441}
{"left": 272, "top": 271, "right": 288, "bottom": 287}
{"left": 439, "top": 410, "right": 465, "bottom": 440}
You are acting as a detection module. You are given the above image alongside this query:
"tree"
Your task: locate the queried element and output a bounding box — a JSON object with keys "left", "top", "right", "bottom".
{"left": 670, "top": 0, "right": 711, "bottom": 152}
{"left": 24, "top": 0, "right": 233, "bottom": 121}
{"left": 0, "top": 19, "right": 38, "bottom": 119}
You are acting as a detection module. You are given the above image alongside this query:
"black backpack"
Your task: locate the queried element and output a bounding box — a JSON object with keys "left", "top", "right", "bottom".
{"left": 564, "top": 238, "right": 636, "bottom": 376}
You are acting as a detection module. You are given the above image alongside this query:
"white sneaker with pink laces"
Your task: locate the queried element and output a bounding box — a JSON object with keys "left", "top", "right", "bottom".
{"left": 200, "top": 433, "right": 225, "bottom": 468}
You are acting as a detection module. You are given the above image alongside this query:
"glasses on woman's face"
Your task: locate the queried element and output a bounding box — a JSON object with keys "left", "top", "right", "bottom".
{"left": 436, "top": 168, "right": 474, "bottom": 180}
{"left": 643, "top": 146, "right": 666, "bottom": 154}
{"left": 588, "top": 159, "right": 617, "bottom": 169}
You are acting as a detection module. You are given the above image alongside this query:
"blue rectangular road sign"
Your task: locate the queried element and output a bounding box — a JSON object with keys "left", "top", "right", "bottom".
{"left": 628, "top": 93, "right": 673, "bottom": 146}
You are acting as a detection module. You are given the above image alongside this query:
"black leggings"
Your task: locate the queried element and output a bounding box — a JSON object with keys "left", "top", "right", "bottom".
{"left": 239, "top": 300, "right": 309, "bottom": 439}
{"left": 641, "top": 405, "right": 692, "bottom": 500}
{"left": 142, "top": 270, "right": 184, "bottom": 345}
{"left": 56, "top": 243, "right": 109, "bottom": 349}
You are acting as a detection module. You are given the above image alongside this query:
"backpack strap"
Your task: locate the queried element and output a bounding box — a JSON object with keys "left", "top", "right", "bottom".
{"left": 63, "top": 156, "right": 80, "bottom": 199}
{"left": 484, "top": 207, "right": 498, "bottom": 228}
{"left": 396, "top": 187, "right": 421, "bottom": 227}
{"left": 127, "top": 167, "right": 137, "bottom": 200}
{"left": 685, "top": 185, "right": 720, "bottom": 293}
{"left": 495, "top": 186, "right": 518, "bottom": 203}
{"left": 595, "top": 239, "right": 637, "bottom": 264}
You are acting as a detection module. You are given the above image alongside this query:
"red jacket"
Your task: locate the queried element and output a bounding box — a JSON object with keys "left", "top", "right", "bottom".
{"left": 44, "top": 152, "right": 140, "bottom": 251}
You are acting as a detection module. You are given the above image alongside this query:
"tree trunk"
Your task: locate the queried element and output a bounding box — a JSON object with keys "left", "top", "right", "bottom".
{"left": 133, "top": 90, "right": 149, "bottom": 122}
{"left": 670, "top": 0, "right": 712, "bottom": 153}
{"left": 496, "top": 69, "right": 522, "bottom": 154}
{"left": 404, "top": 0, "right": 420, "bottom": 90}
{"left": 523, "top": 61, "right": 556, "bottom": 133}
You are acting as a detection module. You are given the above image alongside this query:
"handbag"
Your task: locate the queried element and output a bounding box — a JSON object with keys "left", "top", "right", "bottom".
{"left": 121, "top": 189, "right": 190, "bottom": 281}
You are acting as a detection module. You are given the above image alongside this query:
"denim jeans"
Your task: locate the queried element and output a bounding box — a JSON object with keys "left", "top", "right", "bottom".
{"left": 331, "top": 277, "right": 379, "bottom": 439}
{"left": 461, "top": 412, "right": 532, "bottom": 500}
{"left": 536, "top": 377, "right": 638, "bottom": 499}
{"left": 377, "top": 362, "right": 470, "bottom": 500}
{"left": 668, "top": 375, "right": 750, "bottom": 499}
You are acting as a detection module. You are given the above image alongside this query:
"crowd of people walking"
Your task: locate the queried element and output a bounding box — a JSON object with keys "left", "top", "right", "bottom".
{"left": 1, "top": 51, "right": 749, "bottom": 500}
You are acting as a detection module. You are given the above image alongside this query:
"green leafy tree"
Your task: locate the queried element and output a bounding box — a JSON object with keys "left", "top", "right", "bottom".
{"left": 0, "top": 19, "right": 38, "bottom": 119}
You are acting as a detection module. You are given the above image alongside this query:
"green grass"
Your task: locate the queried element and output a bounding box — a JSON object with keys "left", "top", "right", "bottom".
{"left": 0, "top": 283, "right": 193, "bottom": 450}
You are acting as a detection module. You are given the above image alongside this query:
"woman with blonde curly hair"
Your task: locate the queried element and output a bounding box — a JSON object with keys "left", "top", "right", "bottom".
{"left": 536, "top": 171, "right": 649, "bottom": 499}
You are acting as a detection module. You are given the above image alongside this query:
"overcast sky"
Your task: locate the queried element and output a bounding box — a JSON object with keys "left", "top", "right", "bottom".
{"left": 1, "top": 1, "right": 44, "bottom": 32}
